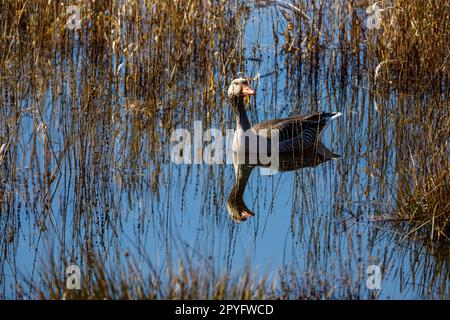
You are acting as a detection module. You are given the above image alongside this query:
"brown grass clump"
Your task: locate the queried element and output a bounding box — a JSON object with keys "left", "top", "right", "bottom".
{"left": 371, "top": 0, "right": 449, "bottom": 93}
{"left": 398, "top": 170, "right": 450, "bottom": 243}
{"left": 27, "top": 252, "right": 359, "bottom": 300}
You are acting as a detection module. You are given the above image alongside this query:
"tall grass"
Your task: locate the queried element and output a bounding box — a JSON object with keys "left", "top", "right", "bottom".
{"left": 1, "top": 0, "right": 248, "bottom": 296}
{"left": 27, "top": 250, "right": 362, "bottom": 300}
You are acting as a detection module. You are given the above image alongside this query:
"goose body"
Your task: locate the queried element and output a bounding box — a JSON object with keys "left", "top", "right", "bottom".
{"left": 251, "top": 112, "right": 342, "bottom": 154}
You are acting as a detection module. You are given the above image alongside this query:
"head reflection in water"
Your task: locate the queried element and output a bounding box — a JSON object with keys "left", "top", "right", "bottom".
{"left": 227, "top": 145, "right": 339, "bottom": 223}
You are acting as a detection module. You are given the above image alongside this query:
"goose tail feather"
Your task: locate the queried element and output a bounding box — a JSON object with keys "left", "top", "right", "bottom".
{"left": 318, "top": 112, "right": 342, "bottom": 139}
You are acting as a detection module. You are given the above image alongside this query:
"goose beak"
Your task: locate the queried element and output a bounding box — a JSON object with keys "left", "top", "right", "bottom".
{"left": 242, "top": 85, "right": 255, "bottom": 96}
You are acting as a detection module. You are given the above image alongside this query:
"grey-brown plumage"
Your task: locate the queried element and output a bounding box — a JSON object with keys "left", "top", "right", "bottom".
{"left": 228, "top": 78, "right": 342, "bottom": 156}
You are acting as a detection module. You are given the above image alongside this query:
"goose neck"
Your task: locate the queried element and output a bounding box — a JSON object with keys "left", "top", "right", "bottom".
{"left": 231, "top": 96, "right": 251, "bottom": 132}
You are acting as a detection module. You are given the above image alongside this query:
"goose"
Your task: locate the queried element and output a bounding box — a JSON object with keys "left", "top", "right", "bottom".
{"left": 228, "top": 77, "right": 342, "bottom": 158}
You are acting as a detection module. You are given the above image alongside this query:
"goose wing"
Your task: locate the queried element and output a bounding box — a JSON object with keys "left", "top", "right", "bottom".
{"left": 252, "top": 112, "right": 336, "bottom": 143}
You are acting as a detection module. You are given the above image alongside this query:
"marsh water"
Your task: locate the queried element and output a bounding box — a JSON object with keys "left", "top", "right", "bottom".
{"left": 1, "top": 1, "right": 449, "bottom": 299}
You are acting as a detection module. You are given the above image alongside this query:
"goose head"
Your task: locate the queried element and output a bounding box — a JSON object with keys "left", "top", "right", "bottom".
{"left": 227, "top": 78, "right": 255, "bottom": 101}
{"left": 227, "top": 199, "right": 254, "bottom": 223}
{"left": 226, "top": 160, "right": 255, "bottom": 223}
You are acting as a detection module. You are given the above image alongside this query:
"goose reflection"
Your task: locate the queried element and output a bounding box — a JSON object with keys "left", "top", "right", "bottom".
{"left": 227, "top": 144, "right": 338, "bottom": 223}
